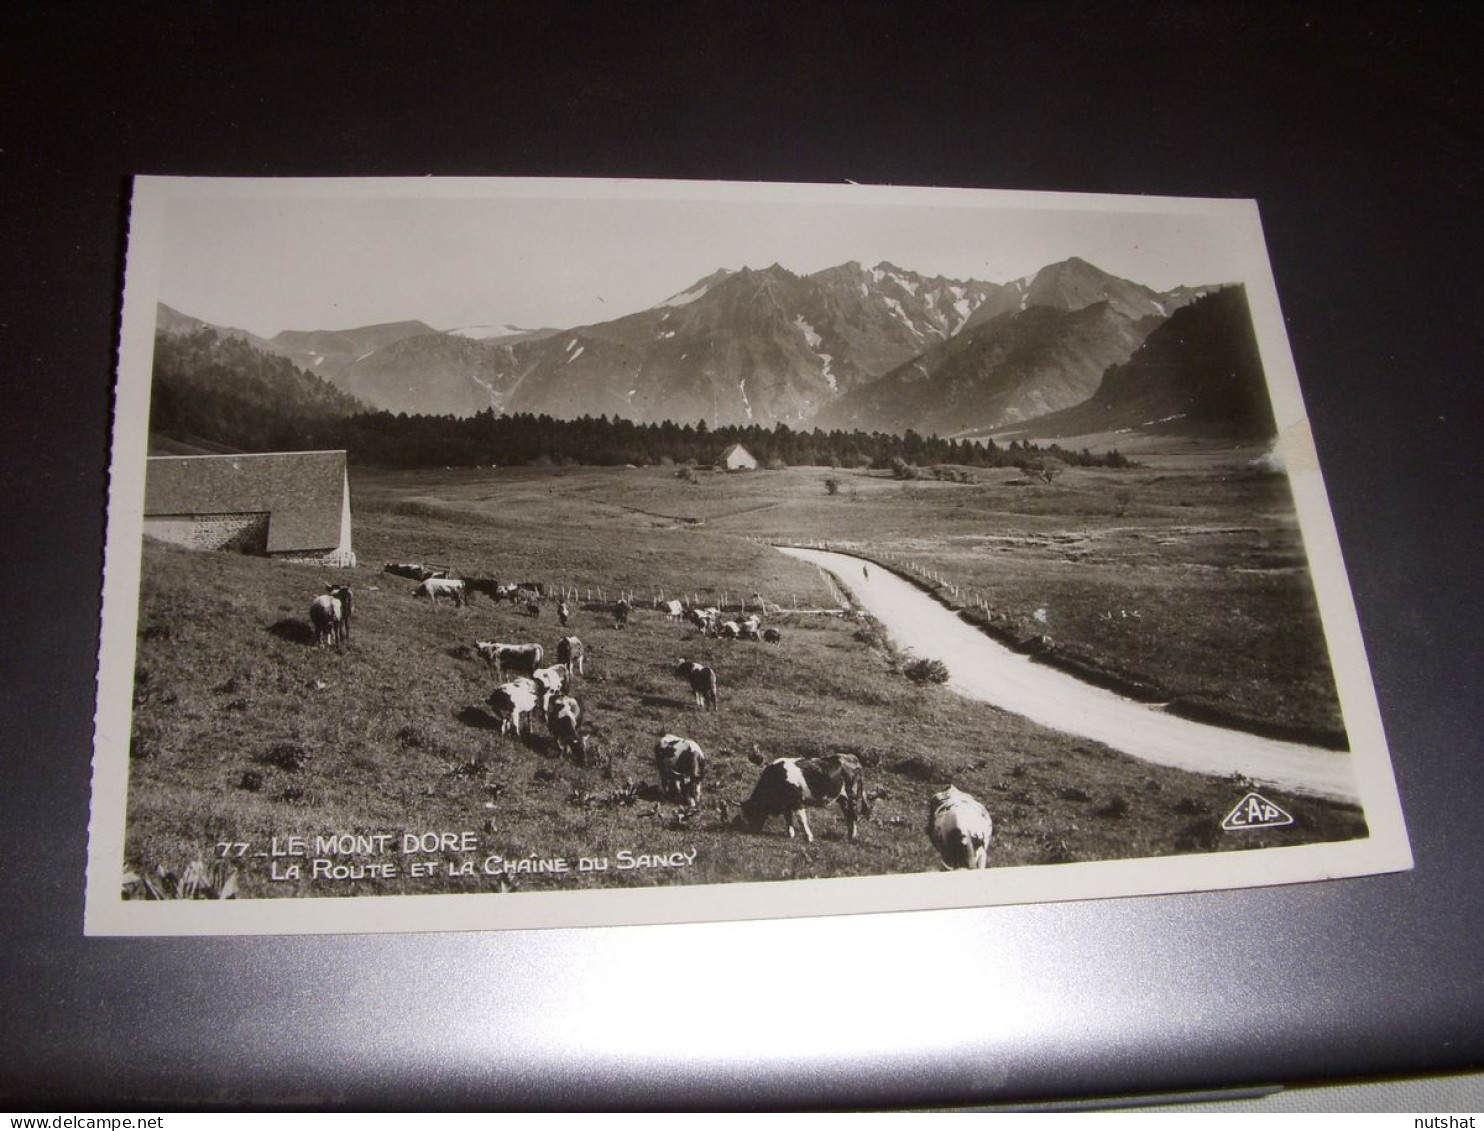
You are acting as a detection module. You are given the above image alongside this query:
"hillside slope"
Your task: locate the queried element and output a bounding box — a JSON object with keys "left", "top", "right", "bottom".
{"left": 1022, "top": 286, "right": 1276, "bottom": 440}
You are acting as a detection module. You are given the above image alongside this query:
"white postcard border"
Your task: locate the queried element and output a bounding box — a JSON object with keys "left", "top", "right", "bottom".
{"left": 86, "top": 176, "right": 1412, "bottom": 937}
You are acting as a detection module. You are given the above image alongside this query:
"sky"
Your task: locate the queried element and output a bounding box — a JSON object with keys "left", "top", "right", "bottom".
{"left": 150, "top": 179, "right": 1268, "bottom": 338}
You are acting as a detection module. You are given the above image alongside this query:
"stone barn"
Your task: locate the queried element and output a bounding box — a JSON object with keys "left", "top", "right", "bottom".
{"left": 143, "top": 450, "right": 356, "bottom": 567}
{"left": 719, "top": 443, "right": 758, "bottom": 471}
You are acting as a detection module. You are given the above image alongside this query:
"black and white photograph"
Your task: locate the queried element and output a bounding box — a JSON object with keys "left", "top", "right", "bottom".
{"left": 86, "top": 176, "right": 1411, "bottom": 936}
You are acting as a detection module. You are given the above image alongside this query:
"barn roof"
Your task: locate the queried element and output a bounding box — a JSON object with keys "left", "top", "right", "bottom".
{"left": 720, "top": 443, "right": 754, "bottom": 460}
{"left": 145, "top": 451, "right": 348, "bottom": 554}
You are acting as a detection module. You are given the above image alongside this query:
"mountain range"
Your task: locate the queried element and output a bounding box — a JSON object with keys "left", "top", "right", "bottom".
{"left": 157, "top": 256, "right": 1270, "bottom": 440}
{"left": 1017, "top": 285, "right": 1275, "bottom": 441}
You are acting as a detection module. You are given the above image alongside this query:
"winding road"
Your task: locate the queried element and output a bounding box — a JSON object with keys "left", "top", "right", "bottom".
{"left": 779, "top": 546, "right": 1357, "bottom": 803}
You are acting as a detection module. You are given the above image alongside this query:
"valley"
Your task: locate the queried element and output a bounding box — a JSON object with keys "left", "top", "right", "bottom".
{"left": 124, "top": 447, "right": 1362, "bottom": 901}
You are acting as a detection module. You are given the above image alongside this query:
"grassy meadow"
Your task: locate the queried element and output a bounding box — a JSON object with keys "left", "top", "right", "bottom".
{"left": 560, "top": 448, "right": 1346, "bottom": 742}
{"left": 123, "top": 449, "right": 1366, "bottom": 900}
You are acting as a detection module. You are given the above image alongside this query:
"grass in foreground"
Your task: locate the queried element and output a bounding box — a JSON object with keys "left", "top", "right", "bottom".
{"left": 121, "top": 465, "right": 1367, "bottom": 900}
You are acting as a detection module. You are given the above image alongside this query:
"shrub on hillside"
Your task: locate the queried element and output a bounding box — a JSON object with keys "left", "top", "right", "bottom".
{"left": 852, "top": 617, "right": 891, "bottom": 652}
{"left": 904, "top": 658, "right": 950, "bottom": 684}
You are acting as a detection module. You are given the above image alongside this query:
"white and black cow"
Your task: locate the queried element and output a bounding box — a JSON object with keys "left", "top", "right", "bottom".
{"left": 487, "top": 677, "right": 540, "bottom": 737}
{"left": 309, "top": 584, "right": 353, "bottom": 648}
{"left": 556, "top": 635, "right": 584, "bottom": 677}
{"left": 531, "top": 663, "right": 572, "bottom": 711}
{"left": 739, "top": 754, "right": 870, "bottom": 842}
{"left": 926, "top": 786, "right": 993, "bottom": 870}
{"left": 547, "top": 694, "right": 585, "bottom": 761}
{"left": 654, "top": 734, "right": 706, "bottom": 808}
{"left": 674, "top": 659, "right": 718, "bottom": 711}
{"left": 413, "top": 577, "right": 467, "bottom": 608}
{"left": 475, "top": 641, "right": 543, "bottom": 677}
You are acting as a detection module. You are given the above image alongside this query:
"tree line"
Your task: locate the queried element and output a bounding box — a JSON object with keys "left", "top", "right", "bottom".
{"left": 151, "top": 328, "right": 1130, "bottom": 472}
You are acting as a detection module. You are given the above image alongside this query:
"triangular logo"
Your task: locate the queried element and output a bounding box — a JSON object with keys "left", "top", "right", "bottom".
{"left": 1221, "top": 791, "right": 1294, "bottom": 831}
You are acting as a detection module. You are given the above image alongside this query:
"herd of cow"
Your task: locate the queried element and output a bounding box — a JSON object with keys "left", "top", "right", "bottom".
{"left": 298, "top": 561, "right": 997, "bottom": 871}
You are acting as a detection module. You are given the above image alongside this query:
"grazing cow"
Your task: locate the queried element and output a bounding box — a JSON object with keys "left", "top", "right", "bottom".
{"left": 544, "top": 689, "right": 581, "bottom": 729}
{"left": 762, "top": 628, "right": 782, "bottom": 644}
{"left": 531, "top": 664, "right": 572, "bottom": 710}
{"left": 685, "top": 607, "right": 715, "bottom": 630}
{"left": 464, "top": 577, "right": 504, "bottom": 602}
{"left": 557, "top": 601, "right": 571, "bottom": 627}
{"left": 739, "top": 625, "right": 762, "bottom": 642}
{"left": 674, "top": 659, "right": 718, "bottom": 711}
{"left": 487, "top": 677, "right": 540, "bottom": 737}
{"left": 739, "top": 754, "right": 870, "bottom": 842}
{"left": 613, "top": 599, "right": 631, "bottom": 629}
{"left": 414, "top": 577, "right": 466, "bottom": 608}
{"left": 543, "top": 694, "right": 584, "bottom": 759}
{"left": 525, "top": 600, "right": 542, "bottom": 618}
{"left": 662, "top": 599, "right": 683, "bottom": 621}
{"left": 475, "top": 641, "right": 543, "bottom": 677}
{"left": 556, "top": 635, "right": 585, "bottom": 677}
{"left": 654, "top": 735, "right": 706, "bottom": 808}
{"left": 926, "top": 786, "right": 994, "bottom": 870}
{"left": 309, "top": 584, "right": 353, "bottom": 648}
{"left": 383, "top": 562, "right": 447, "bottom": 581}
{"left": 514, "top": 581, "right": 547, "bottom": 597}
{"left": 494, "top": 583, "right": 523, "bottom": 603}
{"left": 741, "top": 614, "right": 761, "bottom": 635}
{"left": 717, "top": 620, "right": 741, "bottom": 639}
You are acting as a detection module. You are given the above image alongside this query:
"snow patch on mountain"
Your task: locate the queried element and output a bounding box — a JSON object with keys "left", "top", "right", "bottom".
{"left": 739, "top": 379, "right": 753, "bottom": 421}
{"left": 882, "top": 296, "right": 919, "bottom": 334}
{"left": 470, "top": 373, "right": 506, "bottom": 408}
{"left": 660, "top": 279, "right": 715, "bottom": 307}
{"left": 793, "top": 316, "right": 839, "bottom": 391}
{"left": 794, "top": 315, "right": 822, "bottom": 349}
{"left": 448, "top": 324, "right": 528, "bottom": 340}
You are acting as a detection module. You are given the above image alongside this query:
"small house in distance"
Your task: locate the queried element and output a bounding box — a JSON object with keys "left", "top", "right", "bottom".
{"left": 719, "top": 443, "right": 758, "bottom": 471}
{"left": 143, "top": 450, "right": 356, "bottom": 567}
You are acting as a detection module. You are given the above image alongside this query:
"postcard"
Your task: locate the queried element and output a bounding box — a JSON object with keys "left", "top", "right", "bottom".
{"left": 86, "top": 177, "right": 1410, "bottom": 935}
